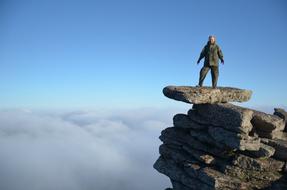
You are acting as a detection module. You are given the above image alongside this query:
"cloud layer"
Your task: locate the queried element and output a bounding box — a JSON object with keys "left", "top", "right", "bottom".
{"left": 0, "top": 108, "right": 181, "bottom": 190}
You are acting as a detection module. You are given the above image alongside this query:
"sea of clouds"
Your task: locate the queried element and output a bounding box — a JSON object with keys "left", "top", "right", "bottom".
{"left": 0, "top": 107, "right": 186, "bottom": 190}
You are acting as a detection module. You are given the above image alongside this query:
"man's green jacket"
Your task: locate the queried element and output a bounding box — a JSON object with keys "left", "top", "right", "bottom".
{"left": 198, "top": 42, "right": 224, "bottom": 66}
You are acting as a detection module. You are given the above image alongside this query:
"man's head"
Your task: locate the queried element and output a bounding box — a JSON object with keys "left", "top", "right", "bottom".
{"left": 208, "top": 35, "right": 216, "bottom": 44}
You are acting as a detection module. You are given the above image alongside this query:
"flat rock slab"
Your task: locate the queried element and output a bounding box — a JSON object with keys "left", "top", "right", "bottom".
{"left": 163, "top": 86, "right": 252, "bottom": 104}
{"left": 192, "top": 103, "right": 254, "bottom": 134}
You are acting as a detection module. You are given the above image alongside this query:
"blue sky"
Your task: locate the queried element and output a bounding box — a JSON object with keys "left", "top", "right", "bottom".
{"left": 1, "top": 0, "right": 287, "bottom": 109}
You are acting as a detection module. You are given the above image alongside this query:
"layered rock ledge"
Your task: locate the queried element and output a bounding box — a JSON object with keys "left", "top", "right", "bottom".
{"left": 163, "top": 86, "right": 252, "bottom": 104}
{"left": 154, "top": 86, "right": 287, "bottom": 190}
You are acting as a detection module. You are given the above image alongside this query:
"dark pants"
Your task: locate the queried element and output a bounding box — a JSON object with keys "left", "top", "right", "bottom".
{"left": 198, "top": 66, "right": 219, "bottom": 88}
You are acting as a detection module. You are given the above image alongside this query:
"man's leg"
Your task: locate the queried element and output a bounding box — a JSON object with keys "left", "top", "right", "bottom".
{"left": 198, "top": 66, "right": 210, "bottom": 86}
{"left": 211, "top": 66, "right": 219, "bottom": 88}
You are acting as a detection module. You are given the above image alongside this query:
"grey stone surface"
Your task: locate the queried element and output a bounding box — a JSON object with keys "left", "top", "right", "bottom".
{"left": 187, "top": 109, "right": 211, "bottom": 126}
{"left": 232, "top": 154, "right": 284, "bottom": 172}
{"left": 184, "top": 164, "right": 247, "bottom": 190}
{"left": 274, "top": 108, "right": 287, "bottom": 132}
{"left": 159, "top": 144, "right": 192, "bottom": 164}
{"left": 153, "top": 156, "right": 213, "bottom": 190}
{"left": 182, "top": 145, "right": 215, "bottom": 165}
{"left": 224, "top": 165, "right": 282, "bottom": 189}
{"left": 265, "top": 175, "right": 287, "bottom": 190}
{"left": 154, "top": 89, "right": 287, "bottom": 190}
{"left": 193, "top": 103, "right": 254, "bottom": 134}
{"left": 245, "top": 143, "right": 275, "bottom": 158}
{"left": 256, "top": 130, "right": 284, "bottom": 140}
{"left": 163, "top": 85, "right": 252, "bottom": 104}
{"left": 159, "top": 127, "right": 228, "bottom": 158}
{"left": 274, "top": 108, "right": 287, "bottom": 121}
{"left": 208, "top": 126, "right": 261, "bottom": 151}
{"left": 252, "top": 110, "right": 285, "bottom": 134}
{"left": 173, "top": 114, "right": 207, "bottom": 130}
{"left": 171, "top": 180, "right": 192, "bottom": 190}
{"left": 261, "top": 138, "right": 287, "bottom": 161}
{"left": 189, "top": 128, "right": 225, "bottom": 149}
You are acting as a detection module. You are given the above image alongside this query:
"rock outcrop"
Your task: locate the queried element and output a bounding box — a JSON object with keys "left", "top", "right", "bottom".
{"left": 274, "top": 108, "right": 287, "bottom": 132}
{"left": 154, "top": 86, "right": 287, "bottom": 190}
{"left": 163, "top": 86, "right": 252, "bottom": 104}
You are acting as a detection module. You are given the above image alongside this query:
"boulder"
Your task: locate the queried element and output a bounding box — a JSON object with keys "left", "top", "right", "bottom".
{"left": 261, "top": 138, "right": 287, "bottom": 161}
{"left": 232, "top": 154, "right": 284, "bottom": 172}
{"left": 192, "top": 103, "right": 254, "bottom": 134}
{"left": 274, "top": 108, "right": 287, "bottom": 132}
{"left": 163, "top": 86, "right": 252, "bottom": 104}
{"left": 171, "top": 180, "right": 192, "bottom": 190}
{"left": 173, "top": 114, "right": 207, "bottom": 130}
{"left": 159, "top": 127, "right": 228, "bottom": 158}
{"left": 224, "top": 165, "right": 282, "bottom": 189}
{"left": 189, "top": 129, "right": 225, "bottom": 149}
{"left": 153, "top": 156, "right": 213, "bottom": 190}
{"left": 274, "top": 108, "right": 287, "bottom": 121}
{"left": 251, "top": 110, "right": 285, "bottom": 134}
{"left": 184, "top": 164, "right": 247, "bottom": 190}
{"left": 207, "top": 126, "right": 261, "bottom": 151}
{"left": 245, "top": 143, "right": 275, "bottom": 158}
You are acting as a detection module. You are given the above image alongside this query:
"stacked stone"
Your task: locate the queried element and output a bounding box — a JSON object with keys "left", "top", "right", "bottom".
{"left": 154, "top": 86, "right": 287, "bottom": 190}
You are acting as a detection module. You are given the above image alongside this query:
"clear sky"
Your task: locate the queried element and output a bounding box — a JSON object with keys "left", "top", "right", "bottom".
{"left": 1, "top": 0, "right": 287, "bottom": 109}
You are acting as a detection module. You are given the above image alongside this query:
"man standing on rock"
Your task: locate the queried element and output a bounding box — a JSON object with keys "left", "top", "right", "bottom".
{"left": 197, "top": 35, "right": 224, "bottom": 88}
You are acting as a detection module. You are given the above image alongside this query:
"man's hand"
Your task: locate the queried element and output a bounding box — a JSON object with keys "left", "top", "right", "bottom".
{"left": 221, "top": 60, "right": 224, "bottom": 65}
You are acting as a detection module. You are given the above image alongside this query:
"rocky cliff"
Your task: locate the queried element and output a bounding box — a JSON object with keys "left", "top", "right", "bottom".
{"left": 154, "top": 86, "right": 287, "bottom": 190}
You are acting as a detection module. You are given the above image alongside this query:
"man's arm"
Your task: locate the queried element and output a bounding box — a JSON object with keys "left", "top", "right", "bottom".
{"left": 197, "top": 46, "right": 206, "bottom": 64}
{"left": 217, "top": 46, "right": 224, "bottom": 64}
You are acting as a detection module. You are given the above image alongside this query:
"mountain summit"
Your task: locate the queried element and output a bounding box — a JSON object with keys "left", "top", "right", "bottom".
{"left": 154, "top": 86, "right": 287, "bottom": 190}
